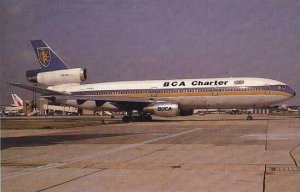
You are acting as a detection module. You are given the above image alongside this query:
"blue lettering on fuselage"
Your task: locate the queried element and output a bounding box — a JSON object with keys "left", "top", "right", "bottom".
{"left": 164, "top": 81, "right": 186, "bottom": 87}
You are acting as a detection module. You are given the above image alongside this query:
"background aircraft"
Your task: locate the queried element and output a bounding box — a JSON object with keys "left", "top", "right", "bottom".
{"left": 3, "top": 94, "right": 24, "bottom": 116}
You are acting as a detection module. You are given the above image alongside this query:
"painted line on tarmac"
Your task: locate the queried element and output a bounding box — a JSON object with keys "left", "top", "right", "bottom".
{"left": 2, "top": 127, "right": 202, "bottom": 180}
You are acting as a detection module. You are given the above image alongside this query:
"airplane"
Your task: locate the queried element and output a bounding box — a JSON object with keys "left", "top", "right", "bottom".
{"left": 11, "top": 94, "right": 23, "bottom": 107}
{"left": 4, "top": 94, "right": 24, "bottom": 115}
{"left": 10, "top": 40, "right": 296, "bottom": 122}
{"left": 279, "top": 105, "right": 299, "bottom": 113}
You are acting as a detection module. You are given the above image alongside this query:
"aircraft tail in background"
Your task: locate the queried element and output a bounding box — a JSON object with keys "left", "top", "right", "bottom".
{"left": 11, "top": 94, "right": 23, "bottom": 107}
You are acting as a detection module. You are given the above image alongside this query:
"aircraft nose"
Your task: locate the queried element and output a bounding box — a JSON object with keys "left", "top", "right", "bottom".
{"left": 290, "top": 87, "right": 296, "bottom": 97}
{"left": 287, "top": 86, "right": 296, "bottom": 97}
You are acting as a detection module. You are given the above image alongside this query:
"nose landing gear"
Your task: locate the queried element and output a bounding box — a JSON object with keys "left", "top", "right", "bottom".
{"left": 247, "top": 115, "right": 253, "bottom": 120}
{"left": 246, "top": 111, "right": 253, "bottom": 120}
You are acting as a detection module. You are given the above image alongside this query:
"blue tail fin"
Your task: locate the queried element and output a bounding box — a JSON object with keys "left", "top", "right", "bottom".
{"left": 30, "top": 40, "right": 69, "bottom": 71}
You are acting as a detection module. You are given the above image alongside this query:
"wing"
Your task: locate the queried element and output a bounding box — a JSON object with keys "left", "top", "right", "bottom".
{"left": 44, "top": 95, "right": 155, "bottom": 111}
{"left": 9, "top": 82, "right": 172, "bottom": 111}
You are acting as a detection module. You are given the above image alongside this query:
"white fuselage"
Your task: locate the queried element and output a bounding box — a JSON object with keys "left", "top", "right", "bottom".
{"left": 48, "top": 77, "right": 295, "bottom": 111}
{"left": 4, "top": 106, "right": 23, "bottom": 114}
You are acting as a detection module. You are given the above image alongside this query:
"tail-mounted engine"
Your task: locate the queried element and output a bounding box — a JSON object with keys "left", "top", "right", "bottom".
{"left": 27, "top": 68, "right": 87, "bottom": 85}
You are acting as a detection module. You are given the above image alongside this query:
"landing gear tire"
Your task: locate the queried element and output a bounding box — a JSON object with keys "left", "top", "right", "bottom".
{"left": 144, "top": 115, "right": 152, "bottom": 122}
{"left": 102, "top": 119, "right": 107, "bottom": 125}
{"left": 247, "top": 115, "right": 253, "bottom": 120}
{"left": 138, "top": 115, "right": 152, "bottom": 122}
{"left": 122, "top": 116, "right": 131, "bottom": 123}
{"left": 131, "top": 116, "right": 138, "bottom": 122}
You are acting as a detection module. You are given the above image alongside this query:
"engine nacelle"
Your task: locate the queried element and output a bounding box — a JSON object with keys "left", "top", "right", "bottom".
{"left": 143, "top": 103, "right": 179, "bottom": 117}
{"left": 37, "top": 68, "right": 87, "bottom": 85}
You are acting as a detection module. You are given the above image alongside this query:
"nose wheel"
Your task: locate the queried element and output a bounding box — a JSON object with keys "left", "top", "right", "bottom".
{"left": 247, "top": 115, "right": 253, "bottom": 120}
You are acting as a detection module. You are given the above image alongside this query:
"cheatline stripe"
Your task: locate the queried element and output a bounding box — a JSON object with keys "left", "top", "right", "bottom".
{"left": 71, "top": 90, "right": 293, "bottom": 98}
{"left": 2, "top": 127, "right": 202, "bottom": 180}
{"left": 71, "top": 84, "right": 294, "bottom": 98}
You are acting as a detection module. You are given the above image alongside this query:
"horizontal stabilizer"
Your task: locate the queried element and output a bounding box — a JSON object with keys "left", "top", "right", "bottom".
{"left": 8, "top": 82, "right": 66, "bottom": 95}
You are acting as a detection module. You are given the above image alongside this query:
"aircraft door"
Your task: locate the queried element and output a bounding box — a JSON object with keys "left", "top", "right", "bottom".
{"left": 206, "top": 85, "right": 219, "bottom": 109}
{"left": 150, "top": 87, "right": 158, "bottom": 97}
{"left": 212, "top": 86, "right": 219, "bottom": 96}
{"left": 265, "top": 85, "right": 271, "bottom": 95}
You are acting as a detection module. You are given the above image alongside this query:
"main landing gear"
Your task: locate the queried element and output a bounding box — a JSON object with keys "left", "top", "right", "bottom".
{"left": 122, "top": 113, "right": 152, "bottom": 123}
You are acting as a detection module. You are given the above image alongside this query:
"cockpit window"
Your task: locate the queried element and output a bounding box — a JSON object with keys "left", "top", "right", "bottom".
{"left": 277, "top": 85, "right": 286, "bottom": 90}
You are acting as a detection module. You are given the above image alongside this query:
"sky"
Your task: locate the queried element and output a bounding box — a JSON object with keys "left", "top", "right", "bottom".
{"left": 1, "top": 0, "right": 299, "bottom": 105}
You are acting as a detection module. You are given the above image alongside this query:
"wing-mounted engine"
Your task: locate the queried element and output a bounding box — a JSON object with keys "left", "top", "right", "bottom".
{"left": 144, "top": 102, "right": 194, "bottom": 117}
{"left": 27, "top": 68, "right": 87, "bottom": 85}
{"left": 143, "top": 102, "right": 180, "bottom": 117}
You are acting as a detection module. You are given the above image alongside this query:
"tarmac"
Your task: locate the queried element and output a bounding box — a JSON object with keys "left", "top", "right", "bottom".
{"left": 1, "top": 114, "right": 300, "bottom": 192}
